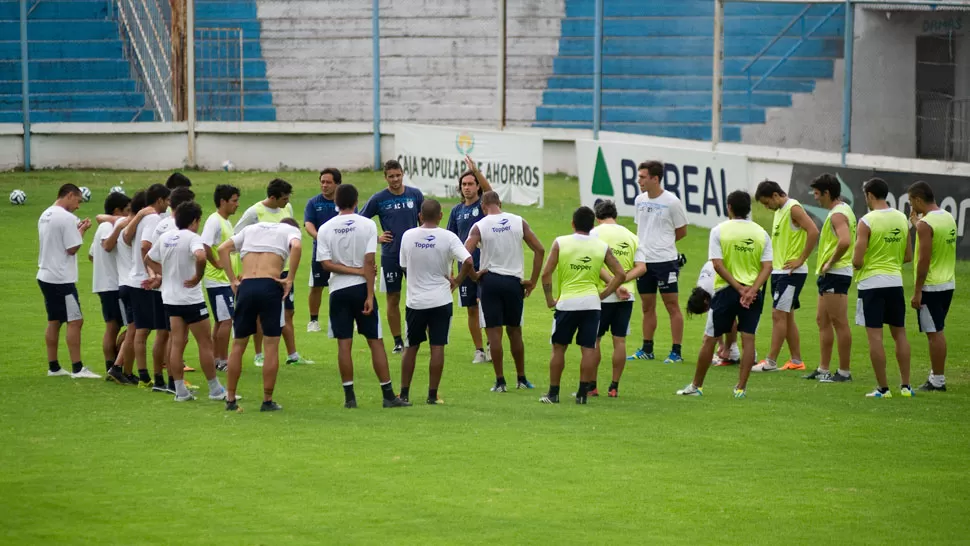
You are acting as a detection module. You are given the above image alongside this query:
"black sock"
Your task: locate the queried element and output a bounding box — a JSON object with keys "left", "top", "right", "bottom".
{"left": 168, "top": 376, "right": 176, "bottom": 390}
{"left": 126, "top": 373, "right": 138, "bottom": 383}
{"left": 496, "top": 376, "right": 506, "bottom": 386}
{"left": 517, "top": 375, "right": 527, "bottom": 384}
{"left": 342, "top": 383, "right": 356, "bottom": 401}
{"left": 577, "top": 381, "right": 590, "bottom": 398}
{"left": 642, "top": 340, "right": 653, "bottom": 354}
{"left": 672, "top": 343, "right": 682, "bottom": 356}
{"left": 879, "top": 386, "right": 890, "bottom": 394}
{"left": 71, "top": 362, "right": 83, "bottom": 374}
{"left": 400, "top": 386, "right": 410, "bottom": 400}
{"left": 609, "top": 381, "right": 619, "bottom": 391}
{"left": 380, "top": 381, "right": 395, "bottom": 401}
{"left": 110, "top": 365, "right": 123, "bottom": 374}
{"left": 902, "top": 384, "right": 911, "bottom": 390}
{"left": 154, "top": 373, "right": 165, "bottom": 387}
{"left": 549, "top": 385, "right": 560, "bottom": 397}
{"left": 48, "top": 360, "right": 60, "bottom": 372}
{"left": 394, "top": 335, "right": 403, "bottom": 346}
{"left": 310, "top": 314, "right": 319, "bottom": 322}
{"left": 139, "top": 369, "right": 151, "bottom": 383}
{"left": 589, "top": 381, "right": 597, "bottom": 391}
{"left": 476, "top": 347, "right": 484, "bottom": 352}
{"left": 428, "top": 388, "right": 437, "bottom": 401}
{"left": 105, "top": 360, "right": 114, "bottom": 372}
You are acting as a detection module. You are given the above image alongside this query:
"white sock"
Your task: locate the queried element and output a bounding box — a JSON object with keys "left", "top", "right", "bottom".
{"left": 766, "top": 358, "right": 777, "bottom": 367}
{"left": 255, "top": 353, "right": 263, "bottom": 358}
{"left": 837, "top": 369, "right": 851, "bottom": 377}
{"left": 930, "top": 373, "right": 945, "bottom": 387}
{"left": 288, "top": 352, "right": 300, "bottom": 360}
{"left": 175, "top": 379, "right": 190, "bottom": 397}
{"left": 207, "top": 377, "right": 223, "bottom": 394}
{"left": 791, "top": 357, "right": 802, "bottom": 364}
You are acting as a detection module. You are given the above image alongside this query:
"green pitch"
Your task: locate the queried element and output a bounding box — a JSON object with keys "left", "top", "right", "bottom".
{"left": 1, "top": 170, "right": 968, "bottom": 544}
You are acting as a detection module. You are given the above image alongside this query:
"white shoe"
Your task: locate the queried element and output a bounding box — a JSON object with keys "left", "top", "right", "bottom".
{"left": 676, "top": 384, "right": 703, "bottom": 396}
{"left": 254, "top": 354, "right": 264, "bottom": 368}
{"left": 208, "top": 390, "right": 242, "bottom": 401}
{"left": 472, "top": 350, "right": 487, "bottom": 364}
{"left": 728, "top": 344, "right": 741, "bottom": 361}
{"left": 47, "top": 368, "right": 71, "bottom": 377}
{"left": 751, "top": 360, "right": 778, "bottom": 372}
{"left": 70, "top": 367, "right": 101, "bottom": 379}
{"left": 174, "top": 392, "right": 196, "bottom": 402}
{"left": 306, "top": 320, "right": 321, "bottom": 333}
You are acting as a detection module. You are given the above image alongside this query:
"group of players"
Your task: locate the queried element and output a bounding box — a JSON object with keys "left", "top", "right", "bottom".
{"left": 35, "top": 158, "right": 956, "bottom": 409}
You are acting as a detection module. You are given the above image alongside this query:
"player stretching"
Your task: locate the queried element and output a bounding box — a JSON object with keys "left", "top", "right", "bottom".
{"left": 853, "top": 178, "right": 913, "bottom": 399}
{"left": 753, "top": 180, "right": 819, "bottom": 372}
{"left": 465, "top": 191, "right": 544, "bottom": 392}
{"left": 908, "top": 181, "right": 956, "bottom": 392}
{"left": 589, "top": 200, "right": 637, "bottom": 397}
{"left": 304, "top": 168, "right": 342, "bottom": 332}
{"left": 38, "top": 184, "right": 98, "bottom": 379}
{"left": 446, "top": 156, "right": 493, "bottom": 363}
{"left": 219, "top": 218, "right": 303, "bottom": 411}
{"left": 804, "top": 174, "right": 855, "bottom": 383}
{"left": 89, "top": 191, "right": 132, "bottom": 383}
{"left": 201, "top": 185, "right": 241, "bottom": 372}
{"left": 628, "top": 161, "right": 688, "bottom": 364}
{"left": 361, "top": 160, "right": 424, "bottom": 354}
{"left": 685, "top": 261, "right": 741, "bottom": 366}
{"left": 540, "top": 206, "right": 626, "bottom": 404}
{"left": 399, "top": 199, "right": 474, "bottom": 404}
{"left": 317, "top": 184, "right": 410, "bottom": 408}
{"left": 146, "top": 202, "right": 227, "bottom": 402}
{"left": 677, "top": 191, "right": 772, "bottom": 398}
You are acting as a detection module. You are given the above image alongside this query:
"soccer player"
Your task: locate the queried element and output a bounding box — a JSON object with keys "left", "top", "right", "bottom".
{"left": 753, "top": 180, "right": 819, "bottom": 372}
{"left": 908, "top": 181, "right": 956, "bottom": 392}
{"left": 464, "top": 191, "right": 544, "bottom": 393}
{"left": 853, "top": 177, "right": 913, "bottom": 399}
{"left": 89, "top": 191, "right": 132, "bottom": 384}
{"left": 201, "top": 184, "right": 241, "bottom": 372}
{"left": 234, "top": 178, "right": 312, "bottom": 367}
{"left": 360, "top": 159, "right": 424, "bottom": 354}
{"left": 37, "top": 184, "right": 98, "bottom": 379}
{"left": 677, "top": 191, "right": 772, "bottom": 398}
{"left": 628, "top": 160, "right": 688, "bottom": 364}
{"left": 146, "top": 202, "right": 227, "bottom": 402}
{"left": 399, "top": 199, "right": 474, "bottom": 405}
{"left": 540, "top": 206, "right": 626, "bottom": 404}
{"left": 804, "top": 174, "right": 855, "bottom": 383}
{"left": 109, "top": 190, "right": 151, "bottom": 386}
{"left": 589, "top": 199, "right": 637, "bottom": 398}
{"left": 218, "top": 218, "right": 304, "bottom": 412}
{"left": 317, "top": 184, "right": 410, "bottom": 408}
{"left": 304, "top": 168, "right": 342, "bottom": 332}
{"left": 685, "top": 260, "right": 741, "bottom": 366}
{"left": 446, "top": 156, "right": 493, "bottom": 363}
{"left": 166, "top": 172, "right": 192, "bottom": 190}
{"left": 150, "top": 187, "right": 194, "bottom": 237}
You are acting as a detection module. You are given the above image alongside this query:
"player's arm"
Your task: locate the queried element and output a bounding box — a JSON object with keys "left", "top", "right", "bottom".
{"left": 95, "top": 214, "right": 122, "bottom": 225}
{"left": 464, "top": 155, "right": 493, "bottom": 193}
{"left": 185, "top": 248, "right": 207, "bottom": 288}
{"left": 464, "top": 225, "right": 484, "bottom": 279}
{"left": 904, "top": 223, "right": 915, "bottom": 265}
{"left": 102, "top": 218, "right": 129, "bottom": 252}
{"left": 233, "top": 207, "right": 257, "bottom": 234}
{"left": 304, "top": 221, "right": 318, "bottom": 239}
{"left": 673, "top": 203, "right": 689, "bottom": 242}
{"left": 625, "top": 262, "right": 647, "bottom": 282}
{"left": 912, "top": 221, "right": 932, "bottom": 309}
{"left": 852, "top": 221, "right": 870, "bottom": 271}
{"left": 822, "top": 213, "right": 851, "bottom": 273}
{"left": 322, "top": 259, "right": 366, "bottom": 276}
{"left": 601, "top": 249, "right": 626, "bottom": 301}
{"left": 202, "top": 244, "right": 221, "bottom": 269}
{"left": 144, "top": 242, "right": 162, "bottom": 277}
{"left": 787, "top": 205, "right": 820, "bottom": 270}
{"left": 674, "top": 225, "right": 687, "bottom": 242}
{"left": 454, "top": 257, "right": 474, "bottom": 289}
{"left": 123, "top": 207, "right": 151, "bottom": 245}
{"left": 522, "top": 220, "right": 546, "bottom": 296}
{"left": 540, "top": 240, "right": 560, "bottom": 308}
{"left": 363, "top": 252, "right": 377, "bottom": 315}
{"left": 217, "top": 238, "right": 239, "bottom": 288}
{"left": 711, "top": 259, "right": 744, "bottom": 294}
{"left": 282, "top": 239, "right": 302, "bottom": 297}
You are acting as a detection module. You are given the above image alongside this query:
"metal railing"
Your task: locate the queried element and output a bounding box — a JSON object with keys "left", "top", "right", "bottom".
{"left": 195, "top": 27, "right": 245, "bottom": 122}
{"left": 115, "top": 0, "right": 174, "bottom": 121}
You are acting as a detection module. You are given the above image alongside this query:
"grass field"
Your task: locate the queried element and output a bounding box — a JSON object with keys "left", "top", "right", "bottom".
{"left": 1, "top": 170, "right": 969, "bottom": 544}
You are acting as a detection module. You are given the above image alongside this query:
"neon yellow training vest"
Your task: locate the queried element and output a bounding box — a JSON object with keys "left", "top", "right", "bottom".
{"left": 771, "top": 198, "right": 807, "bottom": 270}
{"left": 715, "top": 220, "right": 769, "bottom": 291}
{"left": 254, "top": 202, "right": 295, "bottom": 271}
{"left": 816, "top": 202, "right": 857, "bottom": 274}
{"left": 555, "top": 234, "right": 608, "bottom": 304}
{"left": 593, "top": 223, "right": 638, "bottom": 297}
{"left": 916, "top": 210, "right": 957, "bottom": 287}
{"left": 203, "top": 213, "right": 240, "bottom": 285}
{"left": 857, "top": 209, "right": 908, "bottom": 283}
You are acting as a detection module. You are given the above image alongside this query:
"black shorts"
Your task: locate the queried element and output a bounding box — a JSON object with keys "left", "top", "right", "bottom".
{"left": 235, "top": 278, "right": 284, "bottom": 338}
{"left": 636, "top": 260, "right": 680, "bottom": 295}
{"left": 552, "top": 309, "right": 601, "bottom": 349}
{"left": 597, "top": 301, "right": 633, "bottom": 338}
{"left": 206, "top": 286, "right": 235, "bottom": 322}
{"left": 817, "top": 273, "right": 851, "bottom": 296}
{"left": 855, "top": 286, "right": 905, "bottom": 329}
{"left": 771, "top": 272, "right": 807, "bottom": 312}
{"left": 310, "top": 259, "right": 331, "bottom": 288}
{"left": 706, "top": 286, "right": 765, "bottom": 338}
{"left": 118, "top": 285, "right": 135, "bottom": 325}
{"left": 329, "top": 283, "right": 382, "bottom": 340}
{"left": 458, "top": 277, "right": 479, "bottom": 308}
{"left": 917, "top": 289, "right": 953, "bottom": 333}
{"left": 38, "top": 280, "right": 82, "bottom": 323}
{"left": 479, "top": 272, "right": 524, "bottom": 328}
{"left": 381, "top": 255, "right": 404, "bottom": 294}
{"left": 281, "top": 270, "right": 295, "bottom": 311}
{"left": 98, "top": 290, "right": 126, "bottom": 326}
{"left": 132, "top": 288, "right": 169, "bottom": 331}
{"left": 165, "top": 302, "right": 210, "bottom": 326}
{"left": 405, "top": 303, "right": 453, "bottom": 347}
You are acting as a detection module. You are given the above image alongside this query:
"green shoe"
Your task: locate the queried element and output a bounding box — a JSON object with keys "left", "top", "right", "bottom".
{"left": 286, "top": 355, "right": 315, "bottom": 365}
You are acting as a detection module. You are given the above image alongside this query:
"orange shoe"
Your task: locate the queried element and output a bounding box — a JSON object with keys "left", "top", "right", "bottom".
{"left": 183, "top": 365, "right": 196, "bottom": 372}
{"left": 780, "top": 360, "right": 806, "bottom": 371}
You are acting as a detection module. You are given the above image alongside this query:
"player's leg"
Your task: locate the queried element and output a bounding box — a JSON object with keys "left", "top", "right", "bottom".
{"left": 254, "top": 320, "right": 263, "bottom": 367}
{"left": 257, "top": 283, "right": 287, "bottom": 409}
{"left": 459, "top": 279, "right": 485, "bottom": 362}
{"left": 428, "top": 344, "right": 445, "bottom": 403}
{"left": 101, "top": 314, "right": 121, "bottom": 372}
{"left": 61, "top": 284, "right": 87, "bottom": 376}
{"left": 356, "top": 287, "right": 408, "bottom": 407}
{"left": 44, "top": 320, "right": 61, "bottom": 369}
{"left": 282, "top": 277, "right": 311, "bottom": 364}
{"left": 467, "top": 305, "right": 484, "bottom": 356}
{"left": 386, "top": 292, "right": 403, "bottom": 348}
{"left": 681, "top": 289, "right": 733, "bottom": 394}
{"left": 505, "top": 277, "right": 530, "bottom": 389}
{"left": 687, "top": 335, "right": 718, "bottom": 392}
{"left": 779, "top": 274, "right": 806, "bottom": 369}
{"left": 39, "top": 281, "right": 65, "bottom": 373}
{"left": 507, "top": 326, "right": 530, "bottom": 387}
{"left": 890, "top": 325, "right": 911, "bottom": 389}
{"left": 925, "top": 331, "right": 947, "bottom": 386}
{"left": 917, "top": 290, "right": 950, "bottom": 391}
{"left": 188, "top": 314, "right": 223, "bottom": 399}
{"left": 399, "top": 306, "right": 424, "bottom": 402}
{"left": 424, "top": 303, "right": 451, "bottom": 404}
{"left": 167, "top": 315, "right": 191, "bottom": 399}
{"left": 225, "top": 280, "right": 257, "bottom": 407}
{"left": 784, "top": 311, "right": 802, "bottom": 364}
{"left": 308, "top": 285, "right": 324, "bottom": 331}
{"left": 735, "top": 287, "right": 766, "bottom": 394}
{"left": 736, "top": 332, "right": 757, "bottom": 392}
{"left": 575, "top": 311, "right": 601, "bottom": 402}
{"left": 607, "top": 301, "right": 632, "bottom": 396}
{"left": 226, "top": 337, "right": 248, "bottom": 405}
{"left": 815, "top": 294, "right": 834, "bottom": 374}
{"left": 867, "top": 327, "right": 889, "bottom": 390}
{"left": 542, "top": 343, "right": 568, "bottom": 404}
{"left": 829, "top": 293, "right": 852, "bottom": 378}
{"left": 640, "top": 294, "right": 658, "bottom": 356}
{"left": 660, "top": 291, "right": 683, "bottom": 362}
{"left": 486, "top": 326, "right": 505, "bottom": 387}
{"left": 610, "top": 335, "right": 626, "bottom": 393}
{"left": 261, "top": 334, "right": 282, "bottom": 404}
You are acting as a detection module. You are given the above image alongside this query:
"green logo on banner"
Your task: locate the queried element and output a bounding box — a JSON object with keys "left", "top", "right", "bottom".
{"left": 591, "top": 147, "right": 614, "bottom": 197}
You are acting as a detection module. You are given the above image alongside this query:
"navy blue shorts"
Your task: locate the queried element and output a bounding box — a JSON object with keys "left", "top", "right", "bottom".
{"left": 118, "top": 285, "right": 135, "bottom": 325}
{"left": 132, "top": 288, "right": 169, "bottom": 331}
{"left": 310, "top": 259, "right": 331, "bottom": 288}
{"left": 405, "top": 303, "right": 453, "bottom": 347}
{"left": 235, "top": 278, "right": 284, "bottom": 338}
{"left": 458, "top": 277, "right": 479, "bottom": 308}
{"left": 817, "top": 273, "right": 852, "bottom": 296}
{"left": 917, "top": 289, "right": 953, "bottom": 334}
{"left": 381, "top": 255, "right": 404, "bottom": 294}
{"left": 98, "top": 290, "right": 126, "bottom": 326}
{"left": 329, "top": 283, "right": 382, "bottom": 340}
{"left": 706, "top": 286, "right": 764, "bottom": 338}
{"left": 281, "top": 270, "right": 295, "bottom": 311}
{"left": 636, "top": 260, "right": 680, "bottom": 295}
{"left": 552, "top": 309, "right": 601, "bottom": 349}
{"left": 856, "top": 286, "right": 905, "bottom": 329}
{"left": 479, "top": 272, "right": 524, "bottom": 328}
{"left": 597, "top": 301, "right": 633, "bottom": 338}
{"left": 206, "top": 286, "right": 235, "bottom": 322}
{"left": 38, "top": 280, "right": 82, "bottom": 323}
{"left": 165, "top": 302, "right": 210, "bottom": 326}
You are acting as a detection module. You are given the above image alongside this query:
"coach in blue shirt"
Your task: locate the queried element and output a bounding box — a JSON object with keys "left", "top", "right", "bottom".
{"left": 304, "top": 168, "right": 342, "bottom": 333}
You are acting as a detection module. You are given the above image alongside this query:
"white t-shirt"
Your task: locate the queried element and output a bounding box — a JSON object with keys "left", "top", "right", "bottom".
{"left": 129, "top": 213, "right": 161, "bottom": 286}
{"left": 200, "top": 212, "right": 233, "bottom": 288}
{"left": 147, "top": 229, "right": 206, "bottom": 305}
{"left": 634, "top": 190, "right": 688, "bottom": 263}
{"left": 316, "top": 214, "right": 378, "bottom": 294}
{"left": 89, "top": 222, "right": 120, "bottom": 293}
{"left": 697, "top": 260, "right": 716, "bottom": 297}
{"left": 475, "top": 212, "right": 525, "bottom": 279}
{"left": 400, "top": 227, "right": 472, "bottom": 310}
{"left": 151, "top": 216, "right": 177, "bottom": 245}
{"left": 37, "top": 205, "right": 83, "bottom": 284}
{"left": 114, "top": 218, "right": 137, "bottom": 288}
{"left": 231, "top": 222, "right": 302, "bottom": 261}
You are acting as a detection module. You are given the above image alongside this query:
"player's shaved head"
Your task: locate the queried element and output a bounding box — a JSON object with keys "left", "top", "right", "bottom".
{"left": 421, "top": 199, "right": 441, "bottom": 220}
{"left": 481, "top": 191, "right": 501, "bottom": 208}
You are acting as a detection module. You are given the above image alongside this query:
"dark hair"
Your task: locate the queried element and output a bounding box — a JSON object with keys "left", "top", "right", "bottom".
{"left": 686, "top": 287, "right": 712, "bottom": 317}
{"left": 810, "top": 173, "right": 840, "bottom": 199}
{"left": 174, "top": 201, "right": 202, "bottom": 230}
{"left": 130, "top": 190, "right": 148, "bottom": 215}
{"left": 638, "top": 161, "right": 664, "bottom": 180}
{"left": 383, "top": 159, "right": 403, "bottom": 174}
{"left": 907, "top": 180, "right": 934, "bottom": 203}
{"left": 482, "top": 191, "right": 501, "bottom": 208}
{"left": 213, "top": 184, "right": 240, "bottom": 208}
{"left": 457, "top": 170, "right": 482, "bottom": 198}
{"left": 335, "top": 184, "right": 358, "bottom": 210}
{"left": 266, "top": 178, "right": 292, "bottom": 199}
{"left": 166, "top": 172, "right": 192, "bottom": 189}
{"left": 280, "top": 217, "right": 300, "bottom": 229}
{"left": 320, "top": 168, "right": 342, "bottom": 184}
{"left": 727, "top": 190, "right": 751, "bottom": 219}
{"left": 420, "top": 199, "right": 442, "bottom": 221}
{"left": 169, "top": 187, "right": 195, "bottom": 211}
{"left": 754, "top": 180, "right": 785, "bottom": 200}
{"left": 594, "top": 199, "right": 618, "bottom": 220}
{"left": 573, "top": 206, "right": 595, "bottom": 233}
{"left": 57, "top": 184, "right": 82, "bottom": 198}
{"left": 146, "top": 183, "right": 171, "bottom": 205}
{"left": 104, "top": 192, "right": 132, "bottom": 215}
{"left": 863, "top": 178, "right": 889, "bottom": 200}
